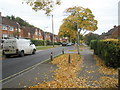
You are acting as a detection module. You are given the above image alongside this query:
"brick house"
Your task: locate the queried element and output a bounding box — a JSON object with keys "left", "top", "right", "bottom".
{"left": 54, "top": 35, "right": 60, "bottom": 42}
{"left": 45, "top": 32, "right": 51, "bottom": 41}
{"left": 21, "top": 26, "right": 34, "bottom": 39}
{"left": 99, "top": 25, "right": 120, "bottom": 39}
{"left": 0, "top": 13, "right": 23, "bottom": 39}
{"left": 34, "top": 28, "right": 43, "bottom": 40}
{"left": 21, "top": 27, "right": 43, "bottom": 40}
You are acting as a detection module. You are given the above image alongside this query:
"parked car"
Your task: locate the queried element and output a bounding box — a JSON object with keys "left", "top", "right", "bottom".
{"left": 62, "top": 42, "right": 67, "bottom": 46}
{"left": 2, "top": 38, "right": 36, "bottom": 57}
{"left": 67, "top": 42, "right": 74, "bottom": 46}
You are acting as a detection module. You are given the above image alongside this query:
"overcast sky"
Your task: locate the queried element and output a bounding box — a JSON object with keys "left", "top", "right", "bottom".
{"left": 0, "top": 0, "right": 119, "bottom": 35}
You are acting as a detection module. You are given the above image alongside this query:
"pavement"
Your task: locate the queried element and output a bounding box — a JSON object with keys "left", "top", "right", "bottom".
{"left": 78, "top": 45, "right": 118, "bottom": 87}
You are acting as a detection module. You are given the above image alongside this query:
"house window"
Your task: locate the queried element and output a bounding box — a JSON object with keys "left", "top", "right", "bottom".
{"left": 9, "top": 34, "right": 14, "bottom": 37}
{"left": 2, "top": 25, "right": 7, "bottom": 30}
{"left": 28, "top": 32, "right": 30, "bottom": 36}
{"left": 39, "top": 32, "right": 41, "bottom": 36}
{"left": 35, "top": 31, "right": 38, "bottom": 35}
{"left": 2, "top": 34, "right": 8, "bottom": 39}
{"left": 10, "top": 27, "right": 14, "bottom": 31}
{"left": 18, "top": 29, "right": 21, "bottom": 32}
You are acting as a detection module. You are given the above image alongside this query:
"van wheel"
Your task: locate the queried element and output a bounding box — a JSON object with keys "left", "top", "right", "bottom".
{"left": 19, "top": 51, "right": 24, "bottom": 57}
{"left": 5, "top": 55, "right": 10, "bottom": 58}
{"left": 32, "top": 49, "right": 36, "bottom": 54}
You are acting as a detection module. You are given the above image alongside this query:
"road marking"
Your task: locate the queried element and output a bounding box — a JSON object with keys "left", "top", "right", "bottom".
{"left": 0, "top": 53, "right": 62, "bottom": 84}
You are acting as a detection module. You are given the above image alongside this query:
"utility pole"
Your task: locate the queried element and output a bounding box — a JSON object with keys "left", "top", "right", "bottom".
{"left": 52, "top": 15, "right": 54, "bottom": 47}
{"left": 16, "top": 22, "right": 20, "bottom": 38}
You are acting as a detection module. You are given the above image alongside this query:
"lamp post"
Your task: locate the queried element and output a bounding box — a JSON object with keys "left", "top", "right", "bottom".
{"left": 16, "top": 22, "right": 20, "bottom": 38}
{"left": 52, "top": 15, "right": 54, "bottom": 47}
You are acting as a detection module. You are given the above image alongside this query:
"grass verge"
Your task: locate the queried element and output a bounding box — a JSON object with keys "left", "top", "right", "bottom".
{"left": 36, "top": 45, "right": 60, "bottom": 50}
{"left": 68, "top": 49, "right": 83, "bottom": 52}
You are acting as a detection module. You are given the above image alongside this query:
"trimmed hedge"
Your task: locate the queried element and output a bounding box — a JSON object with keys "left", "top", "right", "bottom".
{"left": 31, "top": 39, "right": 44, "bottom": 46}
{"left": 31, "top": 39, "right": 61, "bottom": 46}
{"left": 90, "top": 39, "right": 120, "bottom": 68}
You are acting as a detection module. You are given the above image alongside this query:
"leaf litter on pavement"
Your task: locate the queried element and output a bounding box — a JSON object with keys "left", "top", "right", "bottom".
{"left": 28, "top": 53, "right": 118, "bottom": 88}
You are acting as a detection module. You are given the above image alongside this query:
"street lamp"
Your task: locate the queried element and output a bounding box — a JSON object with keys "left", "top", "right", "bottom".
{"left": 16, "top": 22, "right": 20, "bottom": 38}
{"left": 52, "top": 15, "right": 54, "bottom": 47}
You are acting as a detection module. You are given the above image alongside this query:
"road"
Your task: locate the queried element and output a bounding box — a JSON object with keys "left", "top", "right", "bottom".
{"left": 2, "top": 46, "right": 75, "bottom": 80}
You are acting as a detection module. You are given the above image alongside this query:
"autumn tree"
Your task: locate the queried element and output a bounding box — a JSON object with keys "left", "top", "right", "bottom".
{"left": 23, "top": 0, "right": 61, "bottom": 16}
{"left": 58, "top": 6, "right": 98, "bottom": 43}
{"left": 58, "top": 17, "right": 77, "bottom": 42}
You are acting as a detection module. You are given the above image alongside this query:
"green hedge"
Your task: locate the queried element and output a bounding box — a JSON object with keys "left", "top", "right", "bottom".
{"left": 90, "top": 39, "right": 120, "bottom": 68}
{"left": 31, "top": 39, "right": 44, "bottom": 46}
{"left": 31, "top": 39, "right": 61, "bottom": 46}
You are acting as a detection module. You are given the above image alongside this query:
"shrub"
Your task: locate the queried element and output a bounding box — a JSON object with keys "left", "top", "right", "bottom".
{"left": 30, "top": 39, "right": 61, "bottom": 46}
{"left": 30, "top": 39, "right": 44, "bottom": 46}
{"left": 90, "top": 39, "right": 120, "bottom": 68}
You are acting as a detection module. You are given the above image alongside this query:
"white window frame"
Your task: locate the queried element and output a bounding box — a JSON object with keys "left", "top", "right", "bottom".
{"left": 2, "top": 25, "right": 7, "bottom": 30}
{"left": 35, "top": 31, "right": 38, "bottom": 35}
{"left": 2, "top": 34, "right": 8, "bottom": 39}
{"left": 18, "top": 28, "right": 21, "bottom": 32}
{"left": 28, "top": 32, "right": 30, "bottom": 36}
{"left": 10, "top": 27, "right": 14, "bottom": 31}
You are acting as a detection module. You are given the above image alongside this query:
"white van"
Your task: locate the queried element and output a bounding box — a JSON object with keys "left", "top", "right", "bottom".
{"left": 2, "top": 38, "right": 36, "bottom": 57}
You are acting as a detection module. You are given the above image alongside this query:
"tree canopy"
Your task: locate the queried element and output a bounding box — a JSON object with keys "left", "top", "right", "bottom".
{"left": 23, "top": 0, "right": 61, "bottom": 16}
{"left": 58, "top": 6, "right": 98, "bottom": 42}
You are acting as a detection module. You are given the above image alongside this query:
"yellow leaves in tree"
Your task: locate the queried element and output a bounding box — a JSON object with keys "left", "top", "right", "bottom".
{"left": 58, "top": 6, "right": 98, "bottom": 41}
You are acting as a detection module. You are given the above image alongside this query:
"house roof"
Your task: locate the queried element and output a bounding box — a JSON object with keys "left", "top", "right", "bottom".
{"left": 99, "top": 25, "right": 120, "bottom": 39}
{"left": 2, "top": 17, "right": 18, "bottom": 27}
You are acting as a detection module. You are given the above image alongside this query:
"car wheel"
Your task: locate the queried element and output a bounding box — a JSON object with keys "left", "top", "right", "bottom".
{"left": 19, "top": 51, "right": 24, "bottom": 57}
{"left": 32, "top": 49, "right": 36, "bottom": 54}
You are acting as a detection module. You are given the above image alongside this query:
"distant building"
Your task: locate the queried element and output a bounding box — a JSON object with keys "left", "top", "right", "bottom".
{"left": 99, "top": 25, "right": 120, "bottom": 39}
